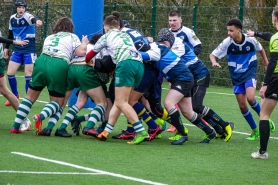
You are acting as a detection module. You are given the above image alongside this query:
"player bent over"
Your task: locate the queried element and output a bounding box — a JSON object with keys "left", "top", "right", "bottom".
{"left": 139, "top": 41, "right": 216, "bottom": 145}
{"left": 86, "top": 14, "right": 149, "bottom": 145}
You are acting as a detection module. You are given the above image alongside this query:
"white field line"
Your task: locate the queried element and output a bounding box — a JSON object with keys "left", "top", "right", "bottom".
{"left": 11, "top": 152, "right": 168, "bottom": 185}
{"left": 183, "top": 123, "right": 278, "bottom": 140}
{"left": 0, "top": 171, "right": 100, "bottom": 175}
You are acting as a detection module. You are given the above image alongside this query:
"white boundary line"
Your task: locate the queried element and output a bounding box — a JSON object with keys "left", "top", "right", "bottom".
{"left": 0, "top": 171, "right": 100, "bottom": 175}
{"left": 183, "top": 123, "right": 278, "bottom": 140}
{"left": 11, "top": 152, "right": 168, "bottom": 185}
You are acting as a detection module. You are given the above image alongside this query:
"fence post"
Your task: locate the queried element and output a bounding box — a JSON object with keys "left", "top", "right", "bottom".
{"left": 238, "top": 0, "right": 244, "bottom": 21}
{"left": 192, "top": 3, "right": 198, "bottom": 32}
{"left": 151, "top": 0, "right": 157, "bottom": 38}
{"left": 43, "top": 2, "right": 49, "bottom": 40}
{"left": 113, "top": 1, "right": 117, "bottom": 11}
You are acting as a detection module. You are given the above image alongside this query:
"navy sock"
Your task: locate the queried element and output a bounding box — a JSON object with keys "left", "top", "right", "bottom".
{"left": 25, "top": 76, "right": 31, "bottom": 93}
{"left": 133, "top": 102, "right": 157, "bottom": 129}
{"left": 251, "top": 100, "right": 260, "bottom": 116}
{"left": 7, "top": 74, "right": 18, "bottom": 96}
{"left": 242, "top": 110, "right": 257, "bottom": 129}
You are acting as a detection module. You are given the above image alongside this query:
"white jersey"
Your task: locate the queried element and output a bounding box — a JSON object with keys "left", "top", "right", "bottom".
{"left": 71, "top": 43, "right": 108, "bottom": 64}
{"left": 70, "top": 43, "right": 94, "bottom": 64}
{"left": 42, "top": 32, "right": 81, "bottom": 64}
{"left": 0, "top": 31, "right": 3, "bottom": 59}
{"left": 93, "top": 29, "right": 142, "bottom": 64}
{"left": 171, "top": 26, "right": 201, "bottom": 50}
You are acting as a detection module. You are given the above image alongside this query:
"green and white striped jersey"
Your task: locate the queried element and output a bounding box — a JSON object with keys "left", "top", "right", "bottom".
{"left": 93, "top": 29, "right": 142, "bottom": 64}
{"left": 42, "top": 32, "right": 81, "bottom": 64}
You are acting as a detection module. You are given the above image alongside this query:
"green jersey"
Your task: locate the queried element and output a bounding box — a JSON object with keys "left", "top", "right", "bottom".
{"left": 93, "top": 29, "right": 142, "bottom": 64}
{"left": 270, "top": 32, "right": 278, "bottom": 73}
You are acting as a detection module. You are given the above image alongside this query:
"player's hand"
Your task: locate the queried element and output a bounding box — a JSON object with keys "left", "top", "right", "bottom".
{"left": 146, "top": 37, "right": 154, "bottom": 43}
{"left": 259, "top": 85, "right": 267, "bottom": 99}
{"left": 3, "top": 48, "right": 9, "bottom": 59}
{"left": 247, "top": 30, "right": 255, "bottom": 37}
{"left": 13, "top": 40, "right": 29, "bottom": 46}
{"left": 87, "top": 60, "right": 95, "bottom": 67}
{"left": 82, "top": 35, "right": 89, "bottom": 45}
{"left": 212, "top": 62, "right": 221, "bottom": 68}
{"left": 36, "top": 20, "right": 43, "bottom": 27}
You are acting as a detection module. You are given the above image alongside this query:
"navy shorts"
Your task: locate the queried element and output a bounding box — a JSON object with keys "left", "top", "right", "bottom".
{"left": 133, "top": 63, "right": 159, "bottom": 93}
{"left": 10, "top": 52, "right": 37, "bottom": 64}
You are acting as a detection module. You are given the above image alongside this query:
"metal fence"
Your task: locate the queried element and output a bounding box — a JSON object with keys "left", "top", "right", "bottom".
{"left": 0, "top": 2, "right": 275, "bottom": 87}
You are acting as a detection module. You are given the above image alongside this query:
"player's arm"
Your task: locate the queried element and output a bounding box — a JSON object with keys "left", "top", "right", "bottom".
{"left": 209, "top": 53, "right": 221, "bottom": 68}
{"left": 247, "top": 30, "right": 273, "bottom": 41}
{"left": 259, "top": 48, "right": 269, "bottom": 69}
{"left": 187, "top": 29, "right": 202, "bottom": 55}
{"left": 4, "top": 30, "right": 14, "bottom": 49}
{"left": 0, "top": 37, "right": 29, "bottom": 46}
{"left": 193, "top": 44, "right": 202, "bottom": 56}
{"left": 31, "top": 17, "right": 43, "bottom": 27}
{"left": 86, "top": 35, "right": 107, "bottom": 63}
{"left": 75, "top": 35, "right": 88, "bottom": 57}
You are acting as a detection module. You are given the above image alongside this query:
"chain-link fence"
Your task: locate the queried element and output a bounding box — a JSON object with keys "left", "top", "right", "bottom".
{"left": 0, "top": 1, "right": 275, "bottom": 87}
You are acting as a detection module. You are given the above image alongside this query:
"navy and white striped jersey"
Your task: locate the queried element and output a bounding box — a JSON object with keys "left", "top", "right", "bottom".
{"left": 140, "top": 42, "right": 193, "bottom": 82}
{"left": 171, "top": 26, "right": 201, "bottom": 51}
{"left": 212, "top": 34, "right": 262, "bottom": 85}
{"left": 9, "top": 12, "right": 37, "bottom": 53}
{"left": 122, "top": 27, "right": 150, "bottom": 52}
{"left": 171, "top": 37, "right": 209, "bottom": 81}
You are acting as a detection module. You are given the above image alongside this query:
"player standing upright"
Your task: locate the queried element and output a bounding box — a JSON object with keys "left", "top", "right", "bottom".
{"left": 209, "top": 18, "right": 270, "bottom": 141}
{"left": 4, "top": 0, "right": 43, "bottom": 106}
{"left": 169, "top": 10, "right": 202, "bottom": 56}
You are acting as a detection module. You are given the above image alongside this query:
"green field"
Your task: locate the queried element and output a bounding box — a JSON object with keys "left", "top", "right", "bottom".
{"left": 1, "top": 72, "right": 278, "bottom": 185}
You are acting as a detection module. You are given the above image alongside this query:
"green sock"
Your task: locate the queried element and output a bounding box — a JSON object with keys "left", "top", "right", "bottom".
{"left": 132, "top": 121, "right": 145, "bottom": 133}
{"left": 13, "top": 98, "right": 33, "bottom": 129}
{"left": 40, "top": 101, "right": 60, "bottom": 120}
{"left": 47, "top": 108, "right": 64, "bottom": 130}
{"left": 59, "top": 105, "right": 79, "bottom": 130}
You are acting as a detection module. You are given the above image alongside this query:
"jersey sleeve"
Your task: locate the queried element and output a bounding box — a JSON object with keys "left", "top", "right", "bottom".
{"left": 145, "top": 44, "right": 161, "bottom": 61}
{"left": 92, "top": 34, "right": 107, "bottom": 53}
{"left": 250, "top": 37, "right": 263, "bottom": 51}
{"left": 187, "top": 29, "right": 201, "bottom": 47}
{"left": 26, "top": 12, "right": 35, "bottom": 24}
{"left": 211, "top": 38, "right": 229, "bottom": 59}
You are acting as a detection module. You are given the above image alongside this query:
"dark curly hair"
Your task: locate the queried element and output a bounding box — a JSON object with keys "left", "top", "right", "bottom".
{"left": 52, "top": 17, "right": 74, "bottom": 34}
{"left": 90, "top": 34, "right": 103, "bottom": 45}
{"left": 227, "top": 18, "right": 242, "bottom": 30}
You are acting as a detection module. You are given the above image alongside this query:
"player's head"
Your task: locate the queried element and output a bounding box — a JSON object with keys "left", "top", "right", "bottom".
{"left": 89, "top": 34, "right": 103, "bottom": 45}
{"left": 52, "top": 17, "right": 74, "bottom": 34}
{"left": 103, "top": 15, "right": 120, "bottom": 33}
{"left": 168, "top": 10, "right": 182, "bottom": 31}
{"left": 15, "top": 0, "right": 27, "bottom": 16}
{"left": 157, "top": 28, "right": 175, "bottom": 48}
{"left": 122, "top": 20, "right": 131, "bottom": 28}
{"left": 111, "top": 11, "right": 124, "bottom": 29}
{"left": 226, "top": 18, "right": 242, "bottom": 40}
{"left": 272, "top": 6, "right": 278, "bottom": 27}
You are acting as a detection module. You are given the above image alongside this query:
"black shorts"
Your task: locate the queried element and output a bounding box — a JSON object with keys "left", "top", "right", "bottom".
{"left": 170, "top": 79, "right": 194, "bottom": 97}
{"left": 195, "top": 74, "right": 210, "bottom": 87}
{"left": 265, "top": 76, "right": 278, "bottom": 100}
